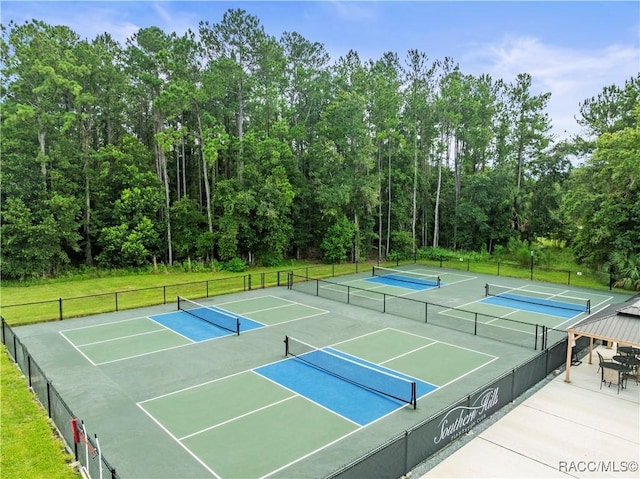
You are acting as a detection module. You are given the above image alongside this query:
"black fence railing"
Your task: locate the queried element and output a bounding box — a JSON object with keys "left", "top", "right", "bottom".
{"left": 1, "top": 317, "right": 119, "bottom": 479}
{"left": 0, "top": 271, "right": 288, "bottom": 325}
{"left": 0, "top": 256, "right": 617, "bottom": 327}
{"left": 290, "top": 274, "right": 553, "bottom": 350}
{"left": 385, "top": 253, "right": 614, "bottom": 290}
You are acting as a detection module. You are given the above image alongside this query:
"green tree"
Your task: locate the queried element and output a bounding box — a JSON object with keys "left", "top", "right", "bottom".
{"left": 321, "top": 216, "right": 355, "bottom": 263}
{"left": 563, "top": 105, "right": 640, "bottom": 288}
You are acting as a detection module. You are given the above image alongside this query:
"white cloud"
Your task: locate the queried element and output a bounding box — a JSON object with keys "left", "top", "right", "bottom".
{"left": 463, "top": 35, "right": 639, "bottom": 140}
{"left": 328, "top": 0, "right": 378, "bottom": 22}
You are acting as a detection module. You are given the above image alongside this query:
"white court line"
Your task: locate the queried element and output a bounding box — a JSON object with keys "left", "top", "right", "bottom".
{"left": 72, "top": 328, "right": 171, "bottom": 348}
{"left": 178, "top": 395, "right": 298, "bottom": 441}
{"left": 137, "top": 403, "right": 220, "bottom": 479}
{"left": 59, "top": 331, "right": 98, "bottom": 366}
{"left": 94, "top": 341, "right": 196, "bottom": 366}
{"left": 60, "top": 316, "right": 152, "bottom": 333}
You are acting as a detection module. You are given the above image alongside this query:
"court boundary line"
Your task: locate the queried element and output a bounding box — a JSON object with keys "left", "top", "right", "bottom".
{"left": 137, "top": 401, "right": 220, "bottom": 479}
{"left": 480, "top": 297, "right": 583, "bottom": 321}
{"left": 401, "top": 267, "right": 478, "bottom": 287}
{"left": 93, "top": 340, "right": 196, "bottom": 366}
{"left": 318, "top": 280, "right": 422, "bottom": 300}
{"left": 178, "top": 394, "right": 298, "bottom": 441}
{"left": 71, "top": 328, "right": 177, "bottom": 348}
{"left": 59, "top": 332, "right": 99, "bottom": 366}
{"left": 451, "top": 294, "right": 583, "bottom": 326}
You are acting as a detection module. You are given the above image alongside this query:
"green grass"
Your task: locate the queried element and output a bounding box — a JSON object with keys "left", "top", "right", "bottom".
{"left": 1, "top": 348, "right": 79, "bottom": 479}
{"left": 0, "top": 263, "right": 368, "bottom": 326}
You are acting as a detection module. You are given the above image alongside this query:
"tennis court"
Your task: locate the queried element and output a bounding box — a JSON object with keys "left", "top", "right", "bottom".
{"left": 59, "top": 295, "right": 329, "bottom": 365}
{"left": 138, "top": 328, "right": 496, "bottom": 478}
{"left": 7, "top": 267, "right": 629, "bottom": 478}
{"left": 440, "top": 282, "right": 611, "bottom": 330}
{"left": 314, "top": 266, "right": 476, "bottom": 302}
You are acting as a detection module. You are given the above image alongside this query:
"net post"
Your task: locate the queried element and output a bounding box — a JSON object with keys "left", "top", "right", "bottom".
{"left": 236, "top": 318, "right": 240, "bottom": 336}
{"left": 484, "top": 283, "right": 489, "bottom": 296}
{"left": 437, "top": 276, "right": 441, "bottom": 288}
{"left": 586, "top": 299, "right": 591, "bottom": 314}
{"left": 372, "top": 265, "right": 375, "bottom": 277}
{"left": 284, "top": 336, "right": 290, "bottom": 356}
{"left": 412, "top": 382, "right": 417, "bottom": 409}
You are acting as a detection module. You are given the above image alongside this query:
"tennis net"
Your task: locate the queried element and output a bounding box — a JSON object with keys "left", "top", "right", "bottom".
{"left": 177, "top": 296, "right": 240, "bottom": 335}
{"left": 484, "top": 284, "right": 590, "bottom": 313}
{"left": 372, "top": 266, "right": 440, "bottom": 288}
{"left": 284, "top": 336, "right": 417, "bottom": 408}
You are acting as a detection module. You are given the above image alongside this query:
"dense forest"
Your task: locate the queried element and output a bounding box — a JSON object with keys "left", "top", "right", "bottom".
{"left": 1, "top": 10, "right": 639, "bottom": 288}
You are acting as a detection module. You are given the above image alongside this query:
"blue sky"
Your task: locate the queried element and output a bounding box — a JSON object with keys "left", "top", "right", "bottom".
{"left": 2, "top": 1, "right": 639, "bottom": 141}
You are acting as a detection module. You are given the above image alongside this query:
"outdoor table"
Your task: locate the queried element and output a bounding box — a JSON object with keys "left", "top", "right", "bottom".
{"left": 613, "top": 355, "right": 640, "bottom": 370}
{"left": 601, "top": 362, "right": 633, "bottom": 393}
{"left": 617, "top": 346, "right": 640, "bottom": 356}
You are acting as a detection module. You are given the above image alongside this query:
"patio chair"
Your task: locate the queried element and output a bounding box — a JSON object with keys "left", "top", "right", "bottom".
{"left": 596, "top": 351, "right": 607, "bottom": 374}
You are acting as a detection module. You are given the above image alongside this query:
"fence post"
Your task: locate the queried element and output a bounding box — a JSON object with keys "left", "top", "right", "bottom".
{"left": 27, "top": 354, "right": 32, "bottom": 388}
{"left": 497, "top": 262, "right": 500, "bottom": 276}
{"left": 530, "top": 251, "right": 534, "bottom": 280}
{"left": 567, "top": 271, "right": 571, "bottom": 285}
{"left": 59, "top": 298, "right": 63, "bottom": 320}
{"left": 46, "top": 381, "right": 52, "bottom": 417}
{"left": 115, "top": 292, "right": 119, "bottom": 312}
{"left": 403, "top": 430, "right": 410, "bottom": 476}
{"left": 163, "top": 286, "right": 167, "bottom": 304}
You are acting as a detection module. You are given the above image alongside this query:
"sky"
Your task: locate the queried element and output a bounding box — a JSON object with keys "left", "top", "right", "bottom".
{"left": 2, "top": 1, "right": 639, "bottom": 141}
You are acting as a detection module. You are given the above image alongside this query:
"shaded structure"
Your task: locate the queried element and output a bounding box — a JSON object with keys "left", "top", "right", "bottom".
{"left": 565, "top": 294, "right": 640, "bottom": 382}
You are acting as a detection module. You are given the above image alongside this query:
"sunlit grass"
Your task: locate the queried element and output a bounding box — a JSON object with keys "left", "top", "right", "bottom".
{"left": 1, "top": 348, "right": 79, "bottom": 479}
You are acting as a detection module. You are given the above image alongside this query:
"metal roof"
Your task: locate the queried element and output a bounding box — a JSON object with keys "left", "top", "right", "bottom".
{"left": 568, "top": 295, "right": 640, "bottom": 347}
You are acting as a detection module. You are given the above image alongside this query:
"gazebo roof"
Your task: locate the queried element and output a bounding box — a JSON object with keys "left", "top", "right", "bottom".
{"left": 568, "top": 295, "right": 640, "bottom": 347}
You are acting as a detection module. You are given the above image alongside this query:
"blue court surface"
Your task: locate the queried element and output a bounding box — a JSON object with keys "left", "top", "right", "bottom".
{"left": 365, "top": 274, "right": 441, "bottom": 291}
{"left": 481, "top": 294, "right": 585, "bottom": 319}
{"left": 151, "top": 310, "right": 264, "bottom": 341}
{"left": 255, "top": 348, "right": 436, "bottom": 426}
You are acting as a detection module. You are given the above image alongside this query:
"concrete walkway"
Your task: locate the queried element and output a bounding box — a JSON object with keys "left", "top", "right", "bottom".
{"left": 412, "top": 346, "right": 640, "bottom": 478}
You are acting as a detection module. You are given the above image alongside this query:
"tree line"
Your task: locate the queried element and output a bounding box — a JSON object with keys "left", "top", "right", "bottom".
{"left": 1, "top": 10, "right": 639, "bottom": 288}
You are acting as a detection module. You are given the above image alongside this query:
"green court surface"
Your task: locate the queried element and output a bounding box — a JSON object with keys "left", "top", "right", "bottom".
{"left": 9, "top": 269, "right": 631, "bottom": 478}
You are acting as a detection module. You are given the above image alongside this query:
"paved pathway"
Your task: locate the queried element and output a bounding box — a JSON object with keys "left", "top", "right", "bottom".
{"left": 411, "top": 346, "right": 640, "bottom": 478}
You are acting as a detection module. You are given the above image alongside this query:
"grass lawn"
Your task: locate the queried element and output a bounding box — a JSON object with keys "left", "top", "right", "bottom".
{"left": 1, "top": 348, "right": 79, "bottom": 479}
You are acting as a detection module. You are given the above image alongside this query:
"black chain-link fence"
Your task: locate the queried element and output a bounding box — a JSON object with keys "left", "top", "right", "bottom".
{"left": 1, "top": 318, "right": 119, "bottom": 479}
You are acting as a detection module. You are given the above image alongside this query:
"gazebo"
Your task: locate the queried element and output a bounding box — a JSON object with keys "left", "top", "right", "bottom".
{"left": 564, "top": 295, "right": 640, "bottom": 383}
